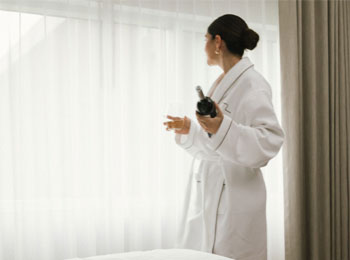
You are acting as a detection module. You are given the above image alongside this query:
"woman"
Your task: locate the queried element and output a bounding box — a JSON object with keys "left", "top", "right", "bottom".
{"left": 164, "top": 14, "right": 284, "bottom": 260}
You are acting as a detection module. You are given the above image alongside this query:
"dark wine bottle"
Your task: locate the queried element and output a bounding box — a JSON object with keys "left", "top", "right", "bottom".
{"left": 196, "top": 86, "right": 217, "bottom": 137}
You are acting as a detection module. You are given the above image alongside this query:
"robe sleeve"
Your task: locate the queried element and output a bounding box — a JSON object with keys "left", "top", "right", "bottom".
{"left": 207, "top": 90, "right": 284, "bottom": 168}
{"left": 174, "top": 118, "right": 214, "bottom": 158}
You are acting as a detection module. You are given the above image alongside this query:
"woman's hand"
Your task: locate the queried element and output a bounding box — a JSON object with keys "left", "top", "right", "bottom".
{"left": 163, "top": 115, "right": 191, "bottom": 135}
{"left": 196, "top": 102, "right": 224, "bottom": 135}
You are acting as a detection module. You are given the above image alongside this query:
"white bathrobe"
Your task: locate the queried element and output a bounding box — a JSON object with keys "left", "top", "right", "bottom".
{"left": 174, "top": 57, "right": 284, "bottom": 260}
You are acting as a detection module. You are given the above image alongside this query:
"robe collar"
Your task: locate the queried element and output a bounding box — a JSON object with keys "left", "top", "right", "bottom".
{"left": 210, "top": 56, "right": 254, "bottom": 103}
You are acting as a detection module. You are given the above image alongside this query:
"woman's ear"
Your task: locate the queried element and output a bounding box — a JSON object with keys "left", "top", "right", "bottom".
{"left": 215, "top": 34, "right": 222, "bottom": 50}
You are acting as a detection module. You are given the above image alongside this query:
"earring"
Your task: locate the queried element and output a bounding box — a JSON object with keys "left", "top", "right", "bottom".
{"left": 215, "top": 49, "right": 220, "bottom": 55}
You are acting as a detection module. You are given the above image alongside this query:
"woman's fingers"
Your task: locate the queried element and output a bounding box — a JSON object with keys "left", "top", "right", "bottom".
{"left": 167, "top": 115, "right": 181, "bottom": 120}
{"left": 195, "top": 103, "right": 224, "bottom": 135}
{"left": 163, "top": 117, "right": 184, "bottom": 130}
{"left": 169, "top": 120, "right": 184, "bottom": 129}
{"left": 198, "top": 120, "right": 208, "bottom": 130}
{"left": 195, "top": 112, "right": 205, "bottom": 121}
{"left": 198, "top": 121, "right": 208, "bottom": 129}
{"left": 196, "top": 112, "right": 216, "bottom": 134}
{"left": 196, "top": 114, "right": 208, "bottom": 126}
{"left": 163, "top": 115, "right": 190, "bottom": 135}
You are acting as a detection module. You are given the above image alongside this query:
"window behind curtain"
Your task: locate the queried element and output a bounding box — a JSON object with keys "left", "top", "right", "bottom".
{"left": 0, "top": 1, "right": 283, "bottom": 260}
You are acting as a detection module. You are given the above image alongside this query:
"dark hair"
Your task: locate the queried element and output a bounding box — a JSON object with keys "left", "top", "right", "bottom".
{"left": 207, "top": 14, "right": 259, "bottom": 57}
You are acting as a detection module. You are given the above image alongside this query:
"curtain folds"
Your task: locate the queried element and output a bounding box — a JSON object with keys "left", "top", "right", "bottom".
{"left": 0, "top": 1, "right": 282, "bottom": 260}
{"left": 279, "top": 1, "right": 350, "bottom": 259}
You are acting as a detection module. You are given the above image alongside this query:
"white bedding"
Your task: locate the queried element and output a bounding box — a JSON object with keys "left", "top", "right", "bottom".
{"left": 66, "top": 249, "right": 234, "bottom": 260}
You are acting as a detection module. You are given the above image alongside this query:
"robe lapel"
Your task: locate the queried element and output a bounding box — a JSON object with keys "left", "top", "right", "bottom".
{"left": 211, "top": 57, "right": 254, "bottom": 104}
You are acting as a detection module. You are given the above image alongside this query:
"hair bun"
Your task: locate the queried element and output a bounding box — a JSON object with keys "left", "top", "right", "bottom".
{"left": 242, "top": 28, "right": 259, "bottom": 50}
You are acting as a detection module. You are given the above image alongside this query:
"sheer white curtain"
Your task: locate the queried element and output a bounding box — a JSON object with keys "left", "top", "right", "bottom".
{"left": 0, "top": 1, "right": 283, "bottom": 260}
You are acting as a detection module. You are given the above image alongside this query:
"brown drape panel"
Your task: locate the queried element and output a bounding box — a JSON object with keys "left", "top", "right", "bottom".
{"left": 279, "top": 0, "right": 350, "bottom": 260}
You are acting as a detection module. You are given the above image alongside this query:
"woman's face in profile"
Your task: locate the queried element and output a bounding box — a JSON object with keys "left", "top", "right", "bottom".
{"left": 204, "top": 33, "right": 218, "bottom": 66}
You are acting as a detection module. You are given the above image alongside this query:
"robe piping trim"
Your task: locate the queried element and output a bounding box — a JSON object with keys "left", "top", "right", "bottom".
{"left": 214, "top": 119, "right": 233, "bottom": 151}
{"left": 211, "top": 180, "right": 226, "bottom": 253}
{"left": 217, "top": 64, "right": 254, "bottom": 104}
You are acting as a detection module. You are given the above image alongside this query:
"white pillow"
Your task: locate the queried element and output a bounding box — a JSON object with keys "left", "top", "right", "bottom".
{"left": 66, "top": 249, "right": 234, "bottom": 260}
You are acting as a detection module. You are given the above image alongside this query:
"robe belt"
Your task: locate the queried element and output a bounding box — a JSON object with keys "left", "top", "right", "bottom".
{"left": 192, "top": 152, "right": 226, "bottom": 184}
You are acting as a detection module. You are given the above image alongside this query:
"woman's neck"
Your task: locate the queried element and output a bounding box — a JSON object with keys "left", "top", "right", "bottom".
{"left": 220, "top": 55, "right": 242, "bottom": 74}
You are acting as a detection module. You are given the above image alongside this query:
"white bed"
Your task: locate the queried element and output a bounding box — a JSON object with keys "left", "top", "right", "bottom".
{"left": 66, "top": 249, "right": 234, "bottom": 260}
